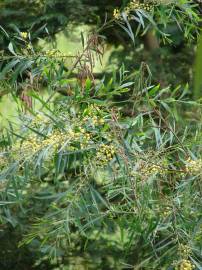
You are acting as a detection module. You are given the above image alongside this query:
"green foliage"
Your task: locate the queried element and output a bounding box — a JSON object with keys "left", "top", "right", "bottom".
{"left": 0, "top": 0, "right": 201, "bottom": 98}
{"left": 0, "top": 1, "right": 202, "bottom": 269}
{"left": 1, "top": 64, "right": 202, "bottom": 268}
{"left": 114, "top": 0, "right": 200, "bottom": 43}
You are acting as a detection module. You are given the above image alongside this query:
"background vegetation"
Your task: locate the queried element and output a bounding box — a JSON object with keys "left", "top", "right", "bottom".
{"left": 0, "top": 1, "right": 202, "bottom": 269}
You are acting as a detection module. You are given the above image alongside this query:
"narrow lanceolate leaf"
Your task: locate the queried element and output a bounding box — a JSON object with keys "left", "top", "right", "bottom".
{"left": 0, "top": 58, "right": 20, "bottom": 80}
{"left": 8, "top": 42, "right": 17, "bottom": 56}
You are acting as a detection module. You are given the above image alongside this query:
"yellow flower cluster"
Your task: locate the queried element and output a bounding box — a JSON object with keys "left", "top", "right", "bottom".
{"left": 21, "top": 42, "right": 33, "bottom": 56}
{"left": 113, "top": 0, "right": 155, "bottom": 20}
{"left": 38, "top": 129, "right": 91, "bottom": 150}
{"left": 41, "top": 131, "right": 67, "bottom": 149}
{"left": 140, "top": 163, "right": 162, "bottom": 178}
{"left": 12, "top": 131, "right": 66, "bottom": 156}
{"left": 148, "top": 164, "right": 160, "bottom": 174}
{"left": 22, "top": 135, "right": 42, "bottom": 153}
{"left": 82, "top": 105, "right": 105, "bottom": 127}
{"left": 79, "top": 129, "right": 92, "bottom": 149}
{"left": 26, "top": 43, "right": 32, "bottom": 50}
{"left": 45, "top": 49, "right": 69, "bottom": 58}
{"left": 129, "top": 158, "right": 165, "bottom": 181}
{"left": 161, "top": 206, "right": 171, "bottom": 218}
{"left": 21, "top": 32, "right": 28, "bottom": 39}
{"left": 178, "top": 244, "right": 191, "bottom": 258}
{"left": 91, "top": 116, "right": 105, "bottom": 126}
{"left": 113, "top": 9, "right": 121, "bottom": 20}
{"left": 177, "top": 259, "right": 195, "bottom": 270}
{"left": 12, "top": 127, "right": 93, "bottom": 158}
{"left": 185, "top": 158, "right": 202, "bottom": 175}
{"left": 31, "top": 114, "right": 50, "bottom": 126}
{"left": 127, "top": 0, "right": 154, "bottom": 12}
{"left": 96, "top": 144, "right": 115, "bottom": 166}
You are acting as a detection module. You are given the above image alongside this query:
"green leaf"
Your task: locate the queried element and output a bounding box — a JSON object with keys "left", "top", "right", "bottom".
{"left": 8, "top": 42, "right": 17, "bottom": 56}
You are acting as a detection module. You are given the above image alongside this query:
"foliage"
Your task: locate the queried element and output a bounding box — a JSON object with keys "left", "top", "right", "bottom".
{"left": 113, "top": 0, "right": 200, "bottom": 43}
{"left": 0, "top": 1, "right": 202, "bottom": 269}
{"left": 0, "top": 0, "right": 201, "bottom": 98}
{"left": 0, "top": 0, "right": 200, "bottom": 44}
{"left": 1, "top": 62, "right": 202, "bottom": 268}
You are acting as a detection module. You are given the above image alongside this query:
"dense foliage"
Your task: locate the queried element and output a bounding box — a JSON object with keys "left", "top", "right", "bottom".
{"left": 0, "top": 1, "right": 202, "bottom": 269}
{"left": 0, "top": 0, "right": 201, "bottom": 95}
